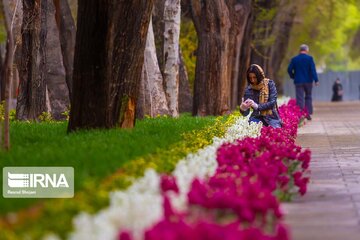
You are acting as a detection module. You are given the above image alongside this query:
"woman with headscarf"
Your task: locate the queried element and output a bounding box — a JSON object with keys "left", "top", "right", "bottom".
{"left": 331, "top": 78, "right": 343, "bottom": 102}
{"left": 240, "top": 64, "right": 282, "bottom": 128}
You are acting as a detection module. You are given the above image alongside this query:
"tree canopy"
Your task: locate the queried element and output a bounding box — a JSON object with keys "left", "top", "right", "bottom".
{"left": 285, "top": 0, "right": 360, "bottom": 72}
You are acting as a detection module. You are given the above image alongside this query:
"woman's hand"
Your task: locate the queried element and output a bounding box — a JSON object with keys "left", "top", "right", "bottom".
{"left": 250, "top": 101, "right": 258, "bottom": 110}
{"left": 245, "top": 99, "right": 259, "bottom": 110}
{"left": 240, "top": 98, "right": 252, "bottom": 111}
{"left": 243, "top": 99, "right": 259, "bottom": 110}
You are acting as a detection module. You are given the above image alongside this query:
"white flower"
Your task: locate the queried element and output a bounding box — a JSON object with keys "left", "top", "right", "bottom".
{"left": 70, "top": 170, "right": 163, "bottom": 240}
{"left": 223, "top": 116, "right": 261, "bottom": 143}
{"left": 277, "top": 96, "right": 290, "bottom": 106}
{"left": 69, "top": 99, "right": 290, "bottom": 240}
{"left": 42, "top": 233, "right": 62, "bottom": 240}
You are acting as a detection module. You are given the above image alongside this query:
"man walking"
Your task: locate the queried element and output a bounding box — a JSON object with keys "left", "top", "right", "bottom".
{"left": 287, "top": 44, "right": 319, "bottom": 120}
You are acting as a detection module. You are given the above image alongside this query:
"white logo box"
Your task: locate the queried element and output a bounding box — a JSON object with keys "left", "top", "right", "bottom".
{"left": 3, "top": 167, "right": 74, "bottom": 198}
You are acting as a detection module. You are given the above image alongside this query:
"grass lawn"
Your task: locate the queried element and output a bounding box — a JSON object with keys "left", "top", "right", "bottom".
{"left": 0, "top": 114, "right": 216, "bottom": 214}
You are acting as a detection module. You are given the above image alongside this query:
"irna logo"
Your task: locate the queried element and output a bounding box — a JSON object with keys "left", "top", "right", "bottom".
{"left": 3, "top": 167, "right": 74, "bottom": 198}
{"left": 8, "top": 172, "right": 69, "bottom": 188}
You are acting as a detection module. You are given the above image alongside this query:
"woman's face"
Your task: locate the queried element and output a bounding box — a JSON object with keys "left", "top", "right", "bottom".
{"left": 249, "top": 73, "right": 257, "bottom": 85}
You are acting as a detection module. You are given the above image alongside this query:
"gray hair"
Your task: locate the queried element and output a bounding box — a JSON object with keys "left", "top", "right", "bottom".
{"left": 300, "top": 44, "right": 309, "bottom": 52}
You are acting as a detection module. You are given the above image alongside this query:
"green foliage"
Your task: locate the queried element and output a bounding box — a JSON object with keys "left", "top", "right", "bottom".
{"left": 38, "top": 112, "right": 54, "bottom": 122}
{"left": 0, "top": 101, "right": 5, "bottom": 120}
{"left": 62, "top": 109, "right": 70, "bottom": 121}
{"left": 0, "top": 112, "right": 239, "bottom": 239}
{"left": 252, "top": 0, "right": 278, "bottom": 48}
{"left": 0, "top": 102, "right": 16, "bottom": 121}
{"left": 0, "top": 12, "right": 6, "bottom": 43}
{"left": 286, "top": 0, "right": 360, "bottom": 71}
{"left": 0, "top": 115, "right": 216, "bottom": 214}
{"left": 0, "top": 103, "right": 71, "bottom": 122}
{"left": 180, "top": 18, "right": 197, "bottom": 92}
{"left": 255, "top": 7, "right": 277, "bottom": 22}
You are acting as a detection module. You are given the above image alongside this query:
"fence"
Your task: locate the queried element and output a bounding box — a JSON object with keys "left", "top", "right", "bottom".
{"left": 283, "top": 71, "right": 360, "bottom": 101}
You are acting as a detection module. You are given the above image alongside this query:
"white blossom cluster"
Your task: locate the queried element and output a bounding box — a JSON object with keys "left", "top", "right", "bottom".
{"left": 277, "top": 96, "right": 291, "bottom": 106}
{"left": 49, "top": 98, "right": 289, "bottom": 240}
{"left": 68, "top": 170, "right": 162, "bottom": 240}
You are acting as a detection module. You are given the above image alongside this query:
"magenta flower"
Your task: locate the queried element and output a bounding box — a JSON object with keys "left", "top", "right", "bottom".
{"left": 161, "top": 174, "right": 179, "bottom": 194}
{"left": 118, "top": 99, "right": 309, "bottom": 240}
{"left": 118, "top": 231, "right": 132, "bottom": 240}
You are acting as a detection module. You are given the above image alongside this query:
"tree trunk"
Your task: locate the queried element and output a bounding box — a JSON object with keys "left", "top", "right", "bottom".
{"left": 191, "top": 0, "right": 231, "bottom": 116}
{"left": 178, "top": 47, "right": 192, "bottom": 113}
{"left": 1, "top": 0, "right": 21, "bottom": 103}
{"left": 250, "top": 0, "right": 275, "bottom": 74}
{"left": 68, "top": 1, "right": 154, "bottom": 131}
{"left": 250, "top": 0, "right": 296, "bottom": 94}
{"left": 227, "top": 0, "right": 252, "bottom": 110}
{"left": 12, "top": 67, "right": 19, "bottom": 108}
{"left": 16, "top": 0, "right": 48, "bottom": 120}
{"left": 46, "top": 0, "right": 70, "bottom": 120}
{"left": 12, "top": 1, "right": 22, "bottom": 103}
{"left": 163, "top": 0, "right": 181, "bottom": 117}
{"left": 0, "top": 0, "right": 17, "bottom": 150}
{"left": 137, "top": 17, "right": 169, "bottom": 119}
{"left": 267, "top": 0, "right": 296, "bottom": 94}
{"left": 1, "top": 0, "right": 22, "bottom": 110}
{"left": 53, "top": 0, "right": 76, "bottom": 99}
{"left": 0, "top": 45, "right": 4, "bottom": 102}
{"left": 238, "top": 9, "right": 255, "bottom": 104}
{"left": 152, "top": 0, "right": 166, "bottom": 76}
{"left": 137, "top": 69, "right": 146, "bottom": 119}
{"left": 0, "top": 1, "right": 10, "bottom": 102}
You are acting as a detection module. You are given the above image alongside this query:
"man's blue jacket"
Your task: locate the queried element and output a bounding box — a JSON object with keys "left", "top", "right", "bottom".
{"left": 287, "top": 53, "right": 318, "bottom": 84}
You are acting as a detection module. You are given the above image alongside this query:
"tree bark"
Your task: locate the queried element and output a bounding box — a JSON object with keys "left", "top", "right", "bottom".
{"left": 178, "top": 47, "right": 192, "bottom": 113}
{"left": 250, "top": 0, "right": 275, "bottom": 74}
{"left": 191, "top": 0, "right": 231, "bottom": 116}
{"left": 137, "top": 69, "right": 146, "bottom": 119}
{"left": 0, "top": 1, "right": 11, "bottom": 91}
{"left": 5, "top": 0, "right": 21, "bottom": 110}
{"left": 227, "top": 0, "right": 252, "bottom": 109}
{"left": 16, "top": 0, "right": 48, "bottom": 120}
{"left": 163, "top": 0, "right": 181, "bottom": 117}
{"left": 237, "top": 8, "right": 254, "bottom": 104}
{"left": 46, "top": 0, "right": 70, "bottom": 120}
{"left": 0, "top": 0, "right": 18, "bottom": 150}
{"left": 1, "top": 0, "right": 21, "bottom": 103}
{"left": 0, "top": 44, "right": 4, "bottom": 102}
{"left": 68, "top": 0, "right": 154, "bottom": 131}
{"left": 137, "top": 17, "right": 169, "bottom": 119}
{"left": 267, "top": 0, "right": 296, "bottom": 94}
{"left": 250, "top": 0, "right": 296, "bottom": 94}
{"left": 152, "top": 0, "right": 166, "bottom": 76}
{"left": 12, "top": 1, "right": 22, "bottom": 104}
{"left": 53, "top": 0, "right": 76, "bottom": 99}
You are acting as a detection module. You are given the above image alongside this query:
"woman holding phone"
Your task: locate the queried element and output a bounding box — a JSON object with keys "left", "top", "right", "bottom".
{"left": 240, "top": 64, "right": 282, "bottom": 128}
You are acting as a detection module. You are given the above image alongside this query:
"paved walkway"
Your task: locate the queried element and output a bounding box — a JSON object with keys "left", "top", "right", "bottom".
{"left": 283, "top": 101, "right": 360, "bottom": 240}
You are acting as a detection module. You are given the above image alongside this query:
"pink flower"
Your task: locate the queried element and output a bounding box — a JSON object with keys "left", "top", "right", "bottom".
{"left": 293, "top": 172, "right": 309, "bottom": 195}
{"left": 118, "top": 231, "right": 132, "bottom": 240}
{"left": 117, "top": 99, "right": 306, "bottom": 239}
{"left": 161, "top": 174, "right": 179, "bottom": 194}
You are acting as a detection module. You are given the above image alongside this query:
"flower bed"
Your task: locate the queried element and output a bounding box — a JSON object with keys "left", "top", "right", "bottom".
{"left": 0, "top": 113, "right": 238, "bottom": 240}
{"left": 68, "top": 98, "right": 311, "bottom": 240}
{"left": 68, "top": 114, "right": 262, "bottom": 240}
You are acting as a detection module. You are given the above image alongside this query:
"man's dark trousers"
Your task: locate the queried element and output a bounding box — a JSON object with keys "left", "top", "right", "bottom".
{"left": 295, "top": 83, "right": 313, "bottom": 115}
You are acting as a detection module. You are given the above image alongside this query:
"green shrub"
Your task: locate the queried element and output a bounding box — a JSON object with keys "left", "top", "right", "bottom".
{"left": 180, "top": 18, "right": 198, "bottom": 92}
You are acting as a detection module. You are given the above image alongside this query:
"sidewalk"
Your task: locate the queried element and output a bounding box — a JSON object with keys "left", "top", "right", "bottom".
{"left": 283, "top": 101, "right": 360, "bottom": 240}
